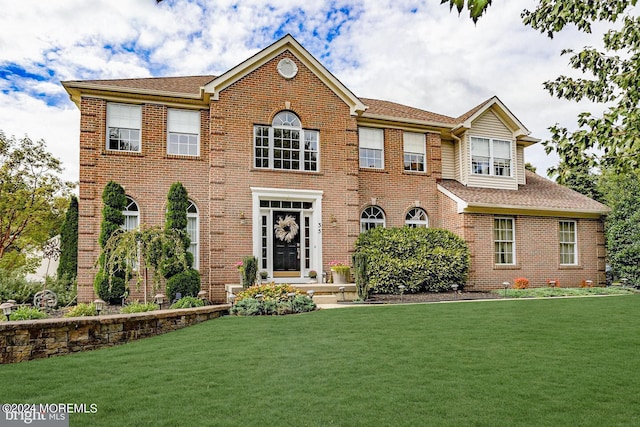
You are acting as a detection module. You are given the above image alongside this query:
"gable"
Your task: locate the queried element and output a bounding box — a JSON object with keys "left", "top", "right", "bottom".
{"left": 203, "top": 34, "right": 366, "bottom": 116}
{"left": 469, "top": 110, "right": 513, "bottom": 140}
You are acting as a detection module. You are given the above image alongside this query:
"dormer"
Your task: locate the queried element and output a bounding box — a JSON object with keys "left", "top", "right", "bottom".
{"left": 442, "top": 97, "right": 539, "bottom": 190}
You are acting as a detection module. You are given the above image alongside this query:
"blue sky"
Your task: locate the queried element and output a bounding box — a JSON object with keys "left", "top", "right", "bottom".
{"left": 0, "top": 0, "right": 607, "bottom": 184}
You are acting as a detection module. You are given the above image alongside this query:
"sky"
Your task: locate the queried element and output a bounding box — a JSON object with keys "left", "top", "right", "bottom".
{"left": 0, "top": 0, "right": 610, "bottom": 185}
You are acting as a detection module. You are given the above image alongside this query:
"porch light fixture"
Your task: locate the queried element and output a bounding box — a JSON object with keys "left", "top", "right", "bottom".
{"left": 94, "top": 298, "right": 106, "bottom": 315}
{"left": 398, "top": 285, "right": 406, "bottom": 303}
{"left": 502, "top": 281, "right": 510, "bottom": 298}
{"left": 154, "top": 293, "right": 165, "bottom": 308}
{"left": 1, "top": 302, "right": 13, "bottom": 321}
{"left": 306, "top": 290, "right": 315, "bottom": 299}
{"left": 339, "top": 286, "right": 345, "bottom": 302}
{"left": 621, "top": 278, "right": 628, "bottom": 287}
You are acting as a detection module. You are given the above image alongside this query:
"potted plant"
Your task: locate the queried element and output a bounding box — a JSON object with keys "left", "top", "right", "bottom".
{"left": 308, "top": 270, "right": 318, "bottom": 283}
{"left": 329, "top": 260, "right": 351, "bottom": 284}
{"left": 260, "top": 271, "right": 269, "bottom": 283}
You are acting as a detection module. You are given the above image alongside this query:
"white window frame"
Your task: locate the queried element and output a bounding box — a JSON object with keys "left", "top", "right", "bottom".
{"left": 359, "top": 127, "right": 384, "bottom": 169}
{"left": 559, "top": 220, "right": 578, "bottom": 266}
{"left": 494, "top": 217, "right": 515, "bottom": 265}
{"left": 470, "top": 136, "right": 512, "bottom": 177}
{"left": 167, "top": 109, "right": 200, "bottom": 156}
{"left": 405, "top": 207, "right": 429, "bottom": 228}
{"left": 360, "top": 206, "right": 386, "bottom": 233}
{"left": 107, "top": 103, "right": 141, "bottom": 152}
{"left": 187, "top": 200, "right": 199, "bottom": 270}
{"left": 123, "top": 197, "right": 140, "bottom": 231}
{"left": 254, "top": 111, "right": 319, "bottom": 172}
{"left": 403, "top": 132, "right": 426, "bottom": 173}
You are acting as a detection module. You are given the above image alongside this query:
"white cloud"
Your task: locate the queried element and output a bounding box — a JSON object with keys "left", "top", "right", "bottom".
{"left": 0, "top": 0, "right": 615, "bottom": 182}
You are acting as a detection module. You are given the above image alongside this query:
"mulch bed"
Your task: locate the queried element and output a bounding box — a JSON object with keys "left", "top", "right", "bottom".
{"left": 363, "top": 291, "right": 502, "bottom": 304}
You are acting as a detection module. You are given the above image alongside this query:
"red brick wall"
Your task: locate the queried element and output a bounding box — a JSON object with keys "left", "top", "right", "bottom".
{"left": 78, "top": 98, "right": 210, "bottom": 302}
{"left": 463, "top": 213, "right": 606, "bottom": 290}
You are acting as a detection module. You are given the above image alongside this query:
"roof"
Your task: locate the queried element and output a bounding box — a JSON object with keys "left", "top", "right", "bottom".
{"left": 438, "top": 170, "right": 610, "bottom": 217}
{"left": 63, "top": 75, "right": 216, "bottom": 96}
{"left": 359, "top": 98, "right": 457, "bottom": 126}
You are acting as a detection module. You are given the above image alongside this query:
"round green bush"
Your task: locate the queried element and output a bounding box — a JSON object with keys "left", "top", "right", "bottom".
{"left": 165, "top": 268, "right": 201, "bottom": 302}
{"left": 94, "top": 269, "right": 126, "bottom": 305}
{"left": 354, "top": 227, "right": 470, "bottom": 294}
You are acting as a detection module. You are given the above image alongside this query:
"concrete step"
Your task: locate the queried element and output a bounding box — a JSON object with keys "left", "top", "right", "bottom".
{"left": 312, "top": 294, "right": 338, "bottom": 305}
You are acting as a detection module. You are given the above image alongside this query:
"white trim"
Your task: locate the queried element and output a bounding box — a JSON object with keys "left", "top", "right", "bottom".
{"left": 437, "top": 184, "right": 468, "bottom": 214}
{"left": 251, "top": 188, "right": 323, "bottom": 282}
{"left": 559, "top": 220, "right": 578, "bottom": 266}
{"left": 494, "top": 216, "right": 516, "bottom": 266}
{"left": 470, "top": 136, "right": 513, "bottom": 178}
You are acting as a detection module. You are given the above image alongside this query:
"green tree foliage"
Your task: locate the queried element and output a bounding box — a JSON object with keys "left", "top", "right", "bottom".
{"left": 601, "top": 171, "right": 640, "bottom": 285}
{"left": 162, "top": 182, "right": 193, "bottom": 278}
{"left": 354, "top": 227, "right": 470, "bottom": 294}
{"left": 445, "top": 0, "right": 640, "bottom": 173}
{"left": 242, "top": 255, "right": 258, "bottom": 288}
{"left": 95, "top": 181, "right": 127, "bottom": 303}
{"left": 441, "top": 0, "right": 493, "bottom": 23}
{"left": 57, "top": 195, "right": 79, "bottom": 280}
{"left": 0, "top": 131, "right": 73, "bottom": 271}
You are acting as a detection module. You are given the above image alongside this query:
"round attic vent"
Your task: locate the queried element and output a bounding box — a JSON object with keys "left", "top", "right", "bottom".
{"left": 277, "top": 58, "right": 298, "bottom": 79}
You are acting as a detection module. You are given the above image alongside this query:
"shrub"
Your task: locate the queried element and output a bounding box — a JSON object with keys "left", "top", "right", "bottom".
{"left": 352, "top": 252, "right": 369, "bottom": 300}
{"left": 242, "top": 256, "right": 258, "bottom": 288}
{"left": 547, "top": 279, "right": 561, "bottom": 288}
{"left": 9, "top": 306, "right": 48, "bottom": 321}
{"left": 513, "top": 277, "right": 530, "bottom": 289}
{"left": 580, "top": 279, "right": 595, "bottom": 288}
{"left": 231, "top": 283, "right": 316, "bottom": 316}
{"left": 44, "top": 274, "right": 77, "bottom": 307}
{"left": 0, "top": 268, "right": 41, "bottom": 304}
{"left": 170, "top": 296, "right": 204, "bottom": 309}
{"left": 57, "top": 195, "right": 78, "bottom": 280}
{"left": 165, "top": 268, "right": 201, "bottom": 302}
{"left": 120, "top": 301, "right": 159, "bottom": 314}
{"left": 94, "top": 270, "right": 126, "bottom": 305}
{"left": 354, "top": 227, "right": 470, "bottom": 294}
{"left": 64, "top": 303, "right": 96, "bottom": 317}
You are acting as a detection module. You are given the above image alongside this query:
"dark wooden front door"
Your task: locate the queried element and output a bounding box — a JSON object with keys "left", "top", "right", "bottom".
{"left": 273, "top": 211, "right": 300, "bottom": 276}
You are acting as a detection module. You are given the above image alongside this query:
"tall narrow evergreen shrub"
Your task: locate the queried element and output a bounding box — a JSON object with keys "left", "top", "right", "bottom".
{"left": 242, "top": 255, "right": 258, "bottom": 288}
{"left": 57, "top": 195, "right": 78, "bottom": 281}
{"left": 94, "top": 181, "right": 127, "bottom": 304}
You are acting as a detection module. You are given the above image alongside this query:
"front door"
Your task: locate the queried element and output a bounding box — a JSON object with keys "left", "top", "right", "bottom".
{"left": 273, "top": 211, "right": 301, "bottom": 277}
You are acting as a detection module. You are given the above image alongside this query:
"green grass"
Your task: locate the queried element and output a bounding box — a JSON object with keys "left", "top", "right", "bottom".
{"left": 496, "top": 286, "right": 636, "bottom": 298}
{"left": 1, "top": 296, "right": 640, "bottom": 426}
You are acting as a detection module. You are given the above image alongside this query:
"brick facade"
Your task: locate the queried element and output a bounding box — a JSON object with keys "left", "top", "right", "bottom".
{"left": 64, "top": 35, "right": 608, "bottom": 302}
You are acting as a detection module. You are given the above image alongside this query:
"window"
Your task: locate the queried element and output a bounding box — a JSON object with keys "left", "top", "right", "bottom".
{"left": 359, "top": 127, "right": 384, "bottom": 169}
{"left": 254, "top": 111, "right": 318, "bottom": 172}
{"left": 361, "top": 206, "right": 386, "bottom": 232}
{"left": 559, "top": 221, "right": 577, "bottom": 265}
{"left": 107, "top": 103, "right": 141, "bottom": 152}
{"left": 405, "top": 208, "right": 428, "bottom": 228}
{"left": 494, "top": 217, "right": 515, "bottom": 265}
{"left": 168, "top": 109, "right": 200, "bottom": 156}
{"left": 187, "top": 201, "right": 199, "bottom": 270}
{"left": 123, "top": 197, "right": 139, "bottom": 231}
{"left": 404, "top": 132, "right": 426, "bottom": 172}
{"left": 471, "top": 137, "right": 512, "bottom": 177}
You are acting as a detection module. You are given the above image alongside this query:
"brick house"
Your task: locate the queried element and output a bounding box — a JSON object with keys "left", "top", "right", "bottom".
{"left": 62, "top": 35, "right": 609, "bottom": 303}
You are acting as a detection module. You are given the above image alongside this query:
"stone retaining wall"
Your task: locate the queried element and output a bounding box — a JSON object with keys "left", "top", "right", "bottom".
{"left": 0, "top": 304, "right": 230, "bottom": 364}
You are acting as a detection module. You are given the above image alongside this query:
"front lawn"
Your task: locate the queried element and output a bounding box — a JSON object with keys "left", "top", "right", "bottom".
{"left": 1, "top": 296, "right": 639, "bottom": 426}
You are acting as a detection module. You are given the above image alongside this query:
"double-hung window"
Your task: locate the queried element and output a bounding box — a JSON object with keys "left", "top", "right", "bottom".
{"left": 254, "top": 111, "right": 319, "bottom": 172}
{"left": 168, "top": 109, "right": 200, "bottom": 156}
{"left": 107, "top": 103, "right": 141, "bottom": 152}
{"left": 494, "top": 217, "right": 515, "bottom": 265}
{"left": 471, "top": 137, "right": 512, "bottom": 177}
{"left": 403, "top": 132, "right": 426, "bottom": 172}
{"left": 359, "top": 127, "right": 384, "bottom": 169}
{"left": 559, "top": 221, "right": 577, "bottom": 265}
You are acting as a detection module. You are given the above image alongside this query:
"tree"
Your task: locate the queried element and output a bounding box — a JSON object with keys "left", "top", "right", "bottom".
{"left": 162, "top": 182, "right": 200, "bottom": 300}
{"left": 524, "top": 162, "right": 537, "bottom": 173}
{"left": 57, "top": 195, "right": 79, "bottom": 280}
{"left": 444, "top": 0, "right": 640, "bottom": 173}
{"left": 441, "top": 0, "right": 493, "bottom": 23}
{"left": 94, "top": 181, "right": 127, "bottom": 304}
{"left": 601, "top": 171, "right": 640, "bottom": 285}
{"left": 0, "top": 131, "right": 73, "bottom": 271}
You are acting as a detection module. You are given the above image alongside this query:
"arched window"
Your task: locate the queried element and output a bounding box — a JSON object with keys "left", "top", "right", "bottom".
{"left": 123, "top": 197, "right": 139, "bottom": 231}
{"left": 186, "top": 200, "right": 199, "bottom": 270}
{"left": 405, "top": 207, "right": 429, "bottom": 228}
{"left": 360, "top": 206, "right": 386, "bottom": 233}
{"left": 254, "top": 111, "right": 319, "bottom": 172}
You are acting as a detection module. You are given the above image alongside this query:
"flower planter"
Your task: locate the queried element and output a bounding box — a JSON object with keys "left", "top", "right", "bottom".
{"left": 331, "top": 268, "right": 350, "bottom": 284}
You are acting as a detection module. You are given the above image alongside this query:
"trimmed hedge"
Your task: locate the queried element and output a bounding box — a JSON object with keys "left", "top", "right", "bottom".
{"left": 165, "top": 268, "right": 200, "bottom": 302}
{"left": 354, "top": 227, "right": 470, "bottom": 294}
